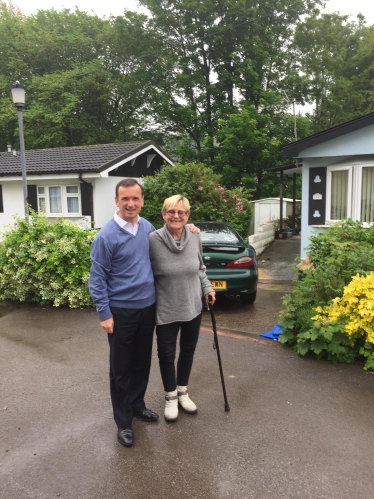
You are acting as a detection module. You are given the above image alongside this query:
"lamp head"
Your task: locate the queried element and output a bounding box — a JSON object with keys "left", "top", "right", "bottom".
{"left": 11, "top": 81, "right": 26, "bottom": 108}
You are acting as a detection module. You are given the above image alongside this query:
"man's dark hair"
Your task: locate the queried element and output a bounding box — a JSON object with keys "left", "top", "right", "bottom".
{"left": 115, "top": 178, "right": 144, "bottom": 198}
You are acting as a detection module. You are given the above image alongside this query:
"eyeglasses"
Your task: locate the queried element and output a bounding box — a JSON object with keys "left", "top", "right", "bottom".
{"left": 165, "top": 210, "right": 187, "bottom": 217}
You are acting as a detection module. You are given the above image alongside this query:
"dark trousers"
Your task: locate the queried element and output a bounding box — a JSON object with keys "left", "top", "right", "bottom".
{"left": 107, "top": 303, "right": 155, "bottom": 430}
{"left": 156, "top": 313, "right": 202, "bottom": 392}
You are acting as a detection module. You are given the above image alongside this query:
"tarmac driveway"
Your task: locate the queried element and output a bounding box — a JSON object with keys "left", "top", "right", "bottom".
{"left": 1, "top": 299, "right": 374, "bottom": 499}
{"left": 1, "top": 236, "right": 374, "bottom": 498}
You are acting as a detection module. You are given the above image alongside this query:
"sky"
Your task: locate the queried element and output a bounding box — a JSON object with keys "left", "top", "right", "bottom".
{"left": 7, "top": 0, "right": 374, "bottom": 25}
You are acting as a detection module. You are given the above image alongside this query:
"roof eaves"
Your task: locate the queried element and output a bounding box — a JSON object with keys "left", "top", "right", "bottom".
{"left": 98, "top": 140, "right": 174, "bottom": 173}
{"left": 0, "top": 168, "right": 98, "bottom": 176}
{"left": 96, "top": 141, "right": 150, "bottom": 172}
{"left": 283, "top": 112, "right": 374, "bottom": 158}
{"left": 269, "top": 162, "right": 303, "bottom": 172}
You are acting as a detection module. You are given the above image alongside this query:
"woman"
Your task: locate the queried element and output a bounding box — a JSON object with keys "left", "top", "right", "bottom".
{"left": 149, "top": 195, "right": 216, "bottom": 422}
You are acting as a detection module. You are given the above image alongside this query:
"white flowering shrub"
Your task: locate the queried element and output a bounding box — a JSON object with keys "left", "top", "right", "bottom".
{"left": 0, "top": 211, "right": 98, "bottom": 308}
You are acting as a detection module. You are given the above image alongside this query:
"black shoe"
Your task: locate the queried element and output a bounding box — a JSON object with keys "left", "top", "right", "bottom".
{"left": 133, "top": 408, "right": 159, "bottom": 422}
{"left": 117, "top": 428, "right": 134, "bottom": 447}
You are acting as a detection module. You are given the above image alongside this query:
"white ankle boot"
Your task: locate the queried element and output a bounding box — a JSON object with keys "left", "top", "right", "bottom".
{"left": 164, "top": 389, "right": 178, "bottom": 422}
{"left": 177, "top": 385, "right": 197, "bottom": 414}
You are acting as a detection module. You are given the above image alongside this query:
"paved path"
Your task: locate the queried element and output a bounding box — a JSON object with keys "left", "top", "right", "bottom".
{"left": 200, "top": 235, "right": 300, "bottom": 336}
{"left": 257, "top": 235, "right": 301, "bottom": 281}
{"left": 1, "top": 297, "right": 374, "bottom": 498}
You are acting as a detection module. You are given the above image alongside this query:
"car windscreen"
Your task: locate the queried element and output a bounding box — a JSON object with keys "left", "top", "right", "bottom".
{"left": 197, "top": 224, "right": 240, "bottom": 244}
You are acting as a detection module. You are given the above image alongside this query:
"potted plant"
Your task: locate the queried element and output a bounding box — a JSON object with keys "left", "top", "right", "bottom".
{"left": 273, "top": 220, "right": 293, "bottom": 239}
{"left": 284, "top": 213, "right": 301, "bottom": 235}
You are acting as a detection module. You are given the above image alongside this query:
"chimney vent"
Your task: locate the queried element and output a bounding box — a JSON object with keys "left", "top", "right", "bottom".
{"left": 7, "top": 144, "right": 11, "bottom": 153}
{"left": 13, "top": 150, "right": 17, "bottom": 156}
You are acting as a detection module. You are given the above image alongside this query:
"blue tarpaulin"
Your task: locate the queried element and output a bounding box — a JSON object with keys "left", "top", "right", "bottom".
{"left": 259, "top": 324, "right": 284, "bottom": 341}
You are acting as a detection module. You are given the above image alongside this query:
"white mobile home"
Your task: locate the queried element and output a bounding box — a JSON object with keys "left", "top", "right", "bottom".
{"left": 283, "top": 112, "right": 374, "bottom": 259}
{"left": 0, "top": 141, "right": 173, "bottom": 233}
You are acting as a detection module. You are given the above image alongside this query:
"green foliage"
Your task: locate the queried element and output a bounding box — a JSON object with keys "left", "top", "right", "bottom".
{"left": 279, "top": 220, "right": 374, "bottom": 369}
{"left": 141, "top": 162, "right": 252, "bottom": 238}
{"left": 307, "top": 219, "right": 374, "bottom": 266}
{"left": 0, "top": 5, "right": 165, "bottom": 151}
{"left": 215, "top": 104, "right": 313, "bottom": 197}
{"left": 0, "top": 210, "right": 97, "bottom": 308}
{"left": 1, "top": 1, "right": 374, "bottom": 192}
{"left": 139, "top": 0, "right": 317, "bottom": 177}
{"left": 288, "top": 315, "right": 362, "bottom": 363}
{"left": 294, "top": 12, "right": 373, "bottom": 131}
{"left": 359, "top": 342, "right": 374, "bottom": 371}
{"left": 278, "top": 284, "right": 316, "bottom": 347}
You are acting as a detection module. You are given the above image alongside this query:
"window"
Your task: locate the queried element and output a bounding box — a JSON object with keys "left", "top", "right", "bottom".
{"left": 66, "top": 186, "right": 79, "bottom": 213}
{"left": 330, "top": 170, "right": 349, "bottom": 220}
{"left": 326, "top": 166, "right": 352, "bottom": 221}
{"left": 360, "top": 167, "right": 374, "bottom": 223}
{"left": 37, "top": 185, "right": 81, "bottom": 216}
{"left": 37, "top": 187, "right": 46, "bottom": 212}
{"left": 49, "top": 186, "right": 62, "bottom": 213}
{"left": 325, "top": 164, "right": 374, "bottom": 223}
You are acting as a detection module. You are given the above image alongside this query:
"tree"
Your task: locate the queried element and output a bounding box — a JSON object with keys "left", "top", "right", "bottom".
{"left": 139, "top": 0, "right": 321, "bottom": 163}
{"left": 0, "top": 6, "right": 164, "bottom": 150}
{"left": 293, "top": 11, "right": 371, "bottom": 130}
{"left": 215, "top": 104, "right": 313, "bottom": 198}
{"left": 141, "top": 162, "right": 252, "bottom": 238}
{"left": 0, "top": 1, "right": 25, "bottom": 150}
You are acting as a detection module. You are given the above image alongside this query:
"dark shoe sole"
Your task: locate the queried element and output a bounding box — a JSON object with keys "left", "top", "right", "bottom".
{"left": 117, "top": 436, "right": 134, "bottom": 447}
{"left": 133, "top": 414, "right": 159, "bottom": 423}
{"left": 178, "top": 403, "right": 197, "bottom": 415}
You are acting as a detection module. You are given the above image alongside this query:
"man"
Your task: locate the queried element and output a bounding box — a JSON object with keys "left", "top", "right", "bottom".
{"left": 89, "top": 178, "right": 159, "bottom": 448}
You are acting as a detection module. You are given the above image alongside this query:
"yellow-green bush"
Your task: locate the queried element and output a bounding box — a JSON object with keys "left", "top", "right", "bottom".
{"left": 279, "top": 221, "right": 374, "bottom": 369}
{"left": 285, "top": 273, "right": 374, "bottom": 369}
{"left": 313, "top": 273, "right": 374, "bottom": 343}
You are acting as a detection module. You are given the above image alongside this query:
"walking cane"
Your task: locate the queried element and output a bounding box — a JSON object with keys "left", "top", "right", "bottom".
{"left": 208, "top": 300, "right": 230, "bottom": 412}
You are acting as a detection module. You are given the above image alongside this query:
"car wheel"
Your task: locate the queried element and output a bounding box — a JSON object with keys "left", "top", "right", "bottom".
{"left": 241, "top": 290, "right": 257, "bottom": 304}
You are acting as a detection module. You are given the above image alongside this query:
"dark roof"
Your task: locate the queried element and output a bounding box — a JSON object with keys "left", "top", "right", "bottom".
{"left": 284, "top": 112, "right": 374, "bottom": 157}
{"left": 0, "top": 141, "right": 173, "bottom": 176}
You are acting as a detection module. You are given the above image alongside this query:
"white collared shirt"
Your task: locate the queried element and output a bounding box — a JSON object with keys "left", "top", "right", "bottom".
{"left": 114, "top": 211, "right": 140, "bottom": 236}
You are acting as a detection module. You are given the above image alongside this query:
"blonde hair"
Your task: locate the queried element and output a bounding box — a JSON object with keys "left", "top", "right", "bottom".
{"left": 162, "top": 195, "right": 190, "bottom": 213}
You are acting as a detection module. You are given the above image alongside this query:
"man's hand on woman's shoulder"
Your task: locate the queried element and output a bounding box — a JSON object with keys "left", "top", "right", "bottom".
{"left": 187, "top": 224, "right": 200, "bottom": 234}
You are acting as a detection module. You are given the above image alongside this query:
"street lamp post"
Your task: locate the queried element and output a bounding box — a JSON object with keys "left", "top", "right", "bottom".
{"left": 11, "top": 81, "right": 28, "bottom": 221}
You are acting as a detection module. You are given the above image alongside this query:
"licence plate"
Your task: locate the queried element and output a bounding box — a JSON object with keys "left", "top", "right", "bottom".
{"left": 210, "top": 280, "right": 227, "bottom": 290}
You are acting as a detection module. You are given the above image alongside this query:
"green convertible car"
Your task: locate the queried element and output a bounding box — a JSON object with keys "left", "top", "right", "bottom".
{"left": 194, "top": 221, "right": 258, "bottom": 304}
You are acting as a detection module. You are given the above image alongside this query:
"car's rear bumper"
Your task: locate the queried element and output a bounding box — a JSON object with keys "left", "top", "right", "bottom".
{"left": 206, "top": 268, "right": 258, "bottom": 294}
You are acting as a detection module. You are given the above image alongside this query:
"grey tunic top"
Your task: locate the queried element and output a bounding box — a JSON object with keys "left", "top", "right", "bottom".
{"left": 149, "top": 225, "right": 213, "bottom": 325}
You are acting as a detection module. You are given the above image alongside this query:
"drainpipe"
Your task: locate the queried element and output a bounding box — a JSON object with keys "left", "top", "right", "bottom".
{"left": 79, "top": 172, "right": 88, "bottom": 184}
{"left": 279, "top": 170, "right": 284, "bottom": 232}
{"left": 293, "top": 172, "right": 296, "bottom": 228}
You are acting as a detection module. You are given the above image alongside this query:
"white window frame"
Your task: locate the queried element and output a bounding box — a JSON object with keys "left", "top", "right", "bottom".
{"left": 355, "top": 164, "right": 374, "bottom": 226}
{"left": 325, "top": 163, "right": 374, "bottom": 225}
{"left": 37, "top": 185, "right": 81, "bottom": 216}
{"left": 325, "top": 165, "right": 353, "bottom": 222}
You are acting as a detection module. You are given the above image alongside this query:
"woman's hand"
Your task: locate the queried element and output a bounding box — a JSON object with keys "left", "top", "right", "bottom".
{"left": 205, "top": 291, "right": 216, "bottom": 306}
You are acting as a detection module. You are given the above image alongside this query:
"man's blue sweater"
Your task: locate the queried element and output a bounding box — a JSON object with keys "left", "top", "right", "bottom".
{"left": 89, "top": 217, "right": 156, "bottom": 321}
